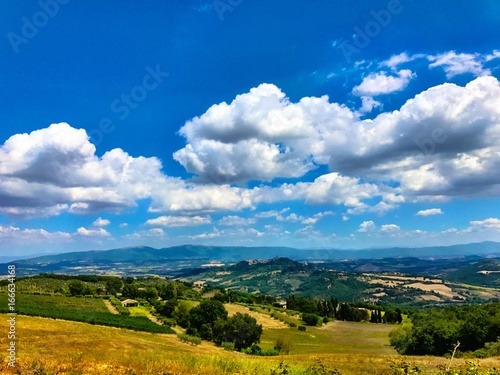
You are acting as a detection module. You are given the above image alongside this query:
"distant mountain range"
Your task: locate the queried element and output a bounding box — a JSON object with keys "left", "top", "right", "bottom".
{"left": 9, "top": 241, "right": 500, "bottom": 266}
{"left": 2, "top": 241, "right": 499, "bottom": 277}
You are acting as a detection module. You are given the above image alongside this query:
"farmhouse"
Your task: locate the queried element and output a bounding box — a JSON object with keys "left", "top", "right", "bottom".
{"left": 121, "top": 299, "right": 139, "bottom": 307}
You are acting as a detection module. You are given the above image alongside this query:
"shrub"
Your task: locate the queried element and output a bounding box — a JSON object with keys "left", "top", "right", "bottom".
{"left": 221, "top": 342, "right": 235, "bottom": 351}
{"left": 177, "top": 333, "right": 201, "bottom": 345}
{"left": 485, "top": 339, "right": 500, "bottom": 357}
{"left": 275, "top": 337, "right": 293, "bottom": 354}
{"left": 242, "top": 344, "right": 279, "bottom": 356}
{"left": 298, "top": 325, "right": 306, "bottom": 331}
{"left": 302, "top": 313, "right": 321, "bottom": 326}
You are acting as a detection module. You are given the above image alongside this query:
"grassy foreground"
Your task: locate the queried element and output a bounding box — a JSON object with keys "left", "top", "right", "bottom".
{"left": 1, "top": 314, "right": 500, "bottom": 374}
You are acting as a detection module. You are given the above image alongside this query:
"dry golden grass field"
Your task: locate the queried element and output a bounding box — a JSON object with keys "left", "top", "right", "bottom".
{"left": 1, "top": 313, "right": 499, "bottom": 374}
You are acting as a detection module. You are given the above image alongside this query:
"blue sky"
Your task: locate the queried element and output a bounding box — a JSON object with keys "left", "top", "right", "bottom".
{"left": 1, "top": 0, "right": 500, "bottom": 256}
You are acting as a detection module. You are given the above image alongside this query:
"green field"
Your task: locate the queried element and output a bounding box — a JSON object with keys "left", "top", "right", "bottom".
{"left": 260, "top": 320, "right": 396, "bottom": 355}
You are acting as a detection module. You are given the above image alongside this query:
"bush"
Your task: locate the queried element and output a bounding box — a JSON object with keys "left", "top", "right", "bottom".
{"left": 288, "top": 322, "right": 296, "bottom": 328}
{"left": 275, "top": 337, "right": 293, "bottom": 354}
{"left": 485, "top": 339, "right": 500, "bottom": 357}
{"left": 242, "top": 344, "right": 279, "bottom": 356}
{"left": 298, "top": 325, "right": 306, "bottom": 331}
{"left": 178, "top": 333, "right": 201, "bottom": 345}
{"left": 302, "top": 313, "right": 321, "bottom": 326}
{"left": 221, "top": 342, "right": 235, "bottom": 351}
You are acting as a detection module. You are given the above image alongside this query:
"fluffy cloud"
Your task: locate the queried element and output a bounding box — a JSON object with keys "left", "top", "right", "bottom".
{"left": 173, "top": 83, "right": 356, "bottom": 183}
{"left": 358, "top": 221, "right": 376, "bottom": 233}
{"left": 124, "top": 228, "right": 166, "bottom": 239}
{"left": 380, "top": 52, "right": 425, "bottom": 71}
{"left": 416, "top": 208, "right": 443, "bottom": 216}
{"left": 253, "top": 174, "right": 401, "bottom": 215}
{"left": 145, "top": 215, "right": 211, "bottom": 227}
{"left": 92, "top": 217, "right": 110, "bottom": 227}
{"left": 359, "top": 96, "right": 382, "bottom": 113}
{"left": 3, "top": 73, "right": 500, "bottom": 223}
{"left": 0, "top": 123, "right": 167, "bottom": 216}
{"left": 218, "top": 215, "right": 256, "bottom": 226}
{"left": 330, "top": 76, "right": 500, "bottom": 201}
{"left": 149, "top": 183, "right": 255, "bottom": 214}
{"left": 254, "top": 208, "right": 290, "bottom": 219}
{"left": 468, "top": 218, "right": 500, "bottom": 231}
{"left": 353, "top": 69, "right": 415, "bottom": 96}
{"left": 357, "top": 221, "right": 424, "bottom": 238}
{"left": 0, "top": 225, "right": 71, "bottom": 241}
{"left": 186, "top": 227, "right": 264, "bottom": 242}
{"left": 76, "top": 227, "right": 111, "bottom": 237}
{"left": 428, "top": 51, "right": 490, "bottom": 78}
{"left": 0, "top": 123, "right": 259, "bottom": 217}
{"left": 485, "top": 50, "right": 500, "bottom": 62}
{"left": 173, "top": 76, "right": 500, "bottom": 204}
{"left": 301, "top": 211, "right": 334, "bottom": 225}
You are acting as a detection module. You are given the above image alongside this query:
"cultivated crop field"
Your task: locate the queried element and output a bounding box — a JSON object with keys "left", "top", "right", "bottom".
{"left": 0, "top": 293, "right": 174, "bottom": 334}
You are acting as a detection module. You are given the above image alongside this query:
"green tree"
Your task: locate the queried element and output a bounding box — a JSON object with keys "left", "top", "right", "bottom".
{"left": 389, "top": 323, "right": 412, "bottom": 353}
{"left": 302, "top": 313, "right": 321, "bottom": 326}
{"left": 187, "top": 299, "right": 228, "bottom": 332}
{"left": 217, "top": 313, "right": 263, "bottom": 351}
{"left": 105, "top": 277, "right": 123, "bottom": 295}
{"left": 160, "top": 282, "right": 177, "bottom": 300}
{"left": 68, "top": 280, "right": 86, "bottom": 296}
{"left": 82, "top": 284, "right": 96, "bottom": 295}
{"left": 157, "top": 300, "right": 178, "bottom": 318}
{"left": 122, "top": 284, "right": 138, "bottom": 299}
{"left": 174, "top": 300, "right": 193, "bottom": 328}
{"left": 140, "top": 287, "right": 159, "bottom": 302}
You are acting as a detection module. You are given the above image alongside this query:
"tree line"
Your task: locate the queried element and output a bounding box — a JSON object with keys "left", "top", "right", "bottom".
{"left": 390, "top": 302, "right": 500, "bottom": 357}
{"left": 286, "top": 294, "right": 402, "bottom": 324}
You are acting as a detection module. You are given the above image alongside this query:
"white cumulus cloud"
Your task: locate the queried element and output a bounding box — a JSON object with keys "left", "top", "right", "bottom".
{"left": 92, "top": 217, "right": 110, "bottom": 227}
{"left": 76, "top": 227, "right": 111, "bottom": 237}
{"left": 353, "top": 69, "right": 415, "bottom": 96}
{"left": 416, "top": 208, "right": 443, "bottom": 216}
{"left": 428, "top": 51, "right": 490, "bottom": 78}
{"left": 145, "top": 215, "right": 212, "bottom": 227}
